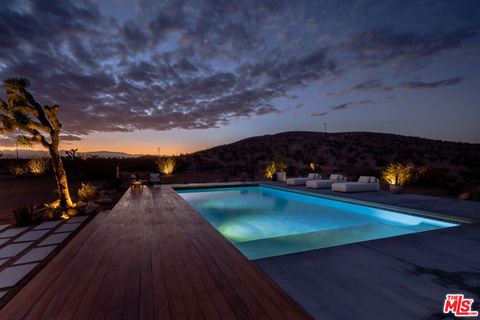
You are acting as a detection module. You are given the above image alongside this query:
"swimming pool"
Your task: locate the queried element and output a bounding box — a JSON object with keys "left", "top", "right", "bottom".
{"left": 177, "top": 186, "right": 458, "bottom": 260}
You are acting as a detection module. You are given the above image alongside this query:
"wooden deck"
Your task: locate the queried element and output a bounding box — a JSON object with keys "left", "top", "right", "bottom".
{"left": 0, "top": 186, "right": 311, "bottom": 319}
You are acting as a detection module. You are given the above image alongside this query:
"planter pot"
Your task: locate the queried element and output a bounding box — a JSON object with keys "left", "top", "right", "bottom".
{"left": 389, "top": 184, "right": 404, "bottom": 194}
{"left": 276, "top": 172, "right": 287, "bottom": 182}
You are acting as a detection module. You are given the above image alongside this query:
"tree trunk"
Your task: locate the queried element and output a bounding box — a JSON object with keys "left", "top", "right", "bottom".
{"left": 49, "top": 147, "right": 74, "bottom": 208}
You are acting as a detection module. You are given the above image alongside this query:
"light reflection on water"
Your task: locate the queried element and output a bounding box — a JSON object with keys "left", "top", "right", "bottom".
{"left": 178, "top": 186, "right": 457, "bottom": 259}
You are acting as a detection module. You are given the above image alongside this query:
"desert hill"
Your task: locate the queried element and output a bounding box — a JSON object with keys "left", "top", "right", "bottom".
{"left": 179, "top": 131, "right": 480, "bottom": 194}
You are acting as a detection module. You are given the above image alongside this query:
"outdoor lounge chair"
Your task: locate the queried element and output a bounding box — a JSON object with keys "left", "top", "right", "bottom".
{"left": 286, "top": 173, "right": 322, "bottom": 186}
{"left": 331, "top": 176, "right": 380, "bottom": 192}
{"left": 149, "top": 173, "right": 161, "bottom": 185}
{"left": 306, "top": 174, "right": 346, "bottom": 189}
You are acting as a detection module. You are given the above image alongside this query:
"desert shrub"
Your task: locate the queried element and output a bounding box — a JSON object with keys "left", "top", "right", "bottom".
{"left": 13, "top": 205, "right": 35, "bottom": 226}
{"left": 414, "top": 166, "right": 452, "bottom": 187}
{"left": 27, "top": 158, "right": 50, "bottom": 175}
{"left": 78, "top": 182, "right": 97, "bottom": 202}
{"left": 10, "top": 164, "right": 27, "bottom": 176}
{"left": 263, "top": 162, "right": 275, "bottom": 179}
{"left": 263, "top": 160, "right": 287, "bottom": 179}
{"left": 156, "top": 157, "right": 176, "bottom": 175}
{"left": 382, "top": 163, "right": 415, "bottom": 185}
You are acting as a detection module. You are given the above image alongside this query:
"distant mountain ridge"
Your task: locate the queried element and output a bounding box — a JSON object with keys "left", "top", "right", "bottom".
{"left": 0, "top": 149, "right": 143, "bottom": 159}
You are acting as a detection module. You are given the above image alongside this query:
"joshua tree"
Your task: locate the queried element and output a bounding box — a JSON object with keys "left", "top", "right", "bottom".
{"left": 0, "top": 78, "right": 74, "bottom": 207}
{"left": 65, "top": 148, "right": 78, "bottom": 159}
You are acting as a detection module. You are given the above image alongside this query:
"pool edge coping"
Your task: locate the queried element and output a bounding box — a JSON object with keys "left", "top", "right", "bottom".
{"left": 261, "top": 184, "right": 473, "bottom": 225}
{"left": 172, "top": 182, "right": 473, "bottom": 225}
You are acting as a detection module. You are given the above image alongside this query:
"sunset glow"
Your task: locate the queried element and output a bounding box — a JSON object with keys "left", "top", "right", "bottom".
{"left": 0, "top": 1, "right": 479, "bottom": 154}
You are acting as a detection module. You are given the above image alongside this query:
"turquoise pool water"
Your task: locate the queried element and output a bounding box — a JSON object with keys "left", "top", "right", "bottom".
{"left": 177, "top": 186, "right": 457, "bottom": 260}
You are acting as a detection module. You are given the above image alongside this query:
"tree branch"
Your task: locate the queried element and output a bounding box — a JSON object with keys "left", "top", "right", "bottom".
{"left": 18, "top": 87, "right": 53, "bottom": 131}
{"left": 44, "top": 105, "right": 61, "bottom": 131}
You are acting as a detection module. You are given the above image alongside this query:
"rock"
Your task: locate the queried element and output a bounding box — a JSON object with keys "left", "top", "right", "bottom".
{"left": 44, "top": 209, "right": 57, "bottom": 220}
{"left": 67, "top": 208, "right": 79, "bottom": 217}
{"left": 95, "top": 196, "right": 113, "bottom": 205}
{"left": 76, "top": 201, "right": 87, "bottom": 208}
{"left": 458, "top": 192, "right": 470, "bottom": 200}
{"left": 85, "top": 201, "right": 100, "bottom": 214}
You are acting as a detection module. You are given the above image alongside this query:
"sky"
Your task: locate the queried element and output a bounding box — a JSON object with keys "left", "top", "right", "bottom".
{"left": 0, "top": 0, "right": 479, "bottom": 155}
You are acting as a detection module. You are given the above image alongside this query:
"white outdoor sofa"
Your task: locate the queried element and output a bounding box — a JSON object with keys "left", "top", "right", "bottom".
{"left": 306, "top": 174, "right": 346, "bottom": 189}
{"left": 286, "top": 173, "right": 321, "bottom": 186}
{"left": 149, "top": 173, "right": 161, "bottom": 184}
{"left": 331, "top": 176, "right": 380, "bottom": 192}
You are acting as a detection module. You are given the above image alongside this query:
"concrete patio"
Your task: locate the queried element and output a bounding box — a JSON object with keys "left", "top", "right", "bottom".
{"left": 256, "top": 182, "right": 480, "bottom": 319}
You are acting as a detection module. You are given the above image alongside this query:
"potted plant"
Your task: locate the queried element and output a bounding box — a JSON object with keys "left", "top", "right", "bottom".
{"left": 382, "top": 163, "right": 414, "bottom": 194}
{"left": 263, "top": 160, "right": 287, "bottom": 181}
{"left": 275, "top": 161, "right": 287, "bottom": 181}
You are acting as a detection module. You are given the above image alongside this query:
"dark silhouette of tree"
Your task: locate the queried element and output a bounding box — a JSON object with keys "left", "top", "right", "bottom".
{"left": 65, "top": 148, "right": 78, "bottom": 159}
{"left": 0, "top": 78, "right": 73, "bottom": 207}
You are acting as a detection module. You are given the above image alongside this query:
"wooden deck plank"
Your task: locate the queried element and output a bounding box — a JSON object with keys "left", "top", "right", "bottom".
{"left": 0, "top": 186, "right": 311, "bottom": 319}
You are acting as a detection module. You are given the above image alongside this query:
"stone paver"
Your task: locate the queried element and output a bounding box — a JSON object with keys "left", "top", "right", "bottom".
{"left": 0, "top": 227, "right": 28, "bottom": 239}
{"left": 0, "top": 238, "right": 10, "bottom": 247}
{"left": 14, "top": 230, "right": 49, "bottom": 243}
{"left": 67, "top": 216, "right": 88, "bottom": 223}
{"left": 38, "top": 232, "right": 71, "bottom": 246}
{"left": 33, "top": 221, "right": 62, "bottom": 230}
{"left": 55, "top": 223, "right": 82, "bottom": 233}
{"left": 0, "top": 263, "right": 38, "bottom": 288}
{"left": 0, "top": 242, "right": 33, "bottom": 259}
{"left": 14, "top": 246, "right": 58, "bottom": 265}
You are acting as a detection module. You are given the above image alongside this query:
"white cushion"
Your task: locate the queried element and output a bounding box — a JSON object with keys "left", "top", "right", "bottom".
{"left": 358, "top": 176, "right": 371, "bottom": 183}
{"left": 307, "top": 180, "right": 335, "bottom": 189}
{"left": 332, "top": 182, "right": 379, "bottom": 192}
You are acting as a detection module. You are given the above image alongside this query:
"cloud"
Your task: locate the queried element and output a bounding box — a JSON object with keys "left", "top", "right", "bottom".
{"left": 311, "top": 112, "right": 328, "bottom": 117}
{"left": 331, "top": 100, "right": 373, "bottom": 111}
{"left": 0, "top": 1, "right": 337, "bottom": 135}
{"left": 352, "top": 80, "right": 394, "bottom": 92}
{"left": 0, "top": 137, "right": 16, "bottom": 147}
{"left": 60, "top": 135, "right": 82, "bottom": 141}
{"left": 329, "top": 76, "right": 464, "bottom": 97}
{"left": 328, "top": 79, "right": 394, "bottom": 96}
{"left": 400, "top": 77, "right": 464, "bottom": 90}
{"left": 325, "top": 96, "right": 393, "bottom": 113}
{"left": 0, "top": 0, "right": 476, "bottom": 138}
{"left": 343, "top": 27, "right": 478, "bottom": 69}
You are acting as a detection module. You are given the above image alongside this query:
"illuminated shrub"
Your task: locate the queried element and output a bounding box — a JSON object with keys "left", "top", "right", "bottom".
{"left": 10, "top": 165, "right": 27, "bottom": 176}
{"left": 156, "top": 157, "right": 176, "bottom": 175}
{"left": 78, "top": 182, "right": 97, "bottom": 202}
{"left": 27, "top": 158, "right": 50, "bottom": 175}
{"left": 263, "top": 160, "right": 287, "bottom": 180}
{"left": 263, "top": 162, "right": 276, "bottom": 179}
{"left": 382, "top": 163, "right": 414, "bottom": 185}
